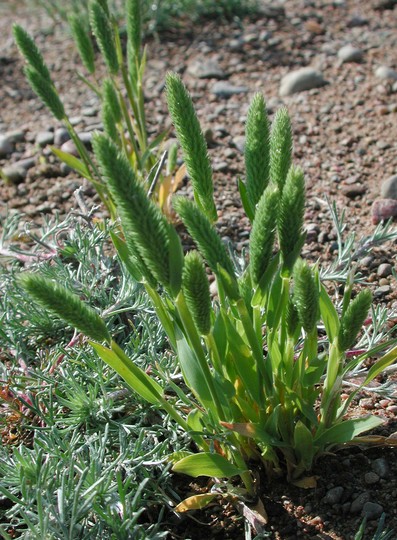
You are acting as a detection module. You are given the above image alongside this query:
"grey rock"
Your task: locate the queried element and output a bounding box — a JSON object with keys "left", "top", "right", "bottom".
{"left": 188, "top": 58, "right": 226, "bottom": 79}
{"left": 364, "top": 472, "right": 380, "bottom": 485}
{"left": 342, "top": 183, "right": 366, "bottom": 198}
{"left": 79, "top": 132, "right": 93, "bottom": 148}
{"left": 362, "top": 502, "right": 384, "bottom": 520}
{"left": 375, "top": 65, "right": 397, "bottom": 80}
{"left": 360, "top": 255, "right": 374, "bottom": 268}
{"left": 5, "top": 129, "right": 25, "bottom": 143}
{"left": 2, "top": 164, "right": 27, "bottom": 184}
{"left": 350, "top": 492, "right": 370, "bottom": 514}
{"left": 372, "top": 457, "right": 389, "bottom": 478}
{"left": 347, "top": 16, "right": 369, "bottom": 27}
{"left": 60, "top": 163, "right": 73, "bottom": 176}
{"left": 381, "top": 174, "right": 397, "bottom": 199}
{"left": 372, "top": 198, "right": 397, "bottom": 224}
{"left": 279, "top": 67, "right": 326, "bottom": 96}
{"left": 0, "top": 135, "right": 14, "bottom": 157}
{"left": 36, "top": 131, "right": 54, "bottom": 147}
{"left": 337, "top": 44, "right": 364, "bottom": 63}
{"left": 213, "top": 161, "right": 228, "bottom": 172}
{"left": 374, "top": 285, "right": 391, "bottom": 297}
{"left": 212, "top": 81, "right": 248, "bottom": 98}
{"left": 323, "top": 486, "right": 344, "bottom": 505}
{"left": 233, "top": 135, "right": 245, "bottom": 153}
{"left": 15, "top": 157, "right": 36, "bottom": 171}
{"left": 229, "top": 38, "right": 244, "bottom": 51}
{"left": 54, "top": 127, "right": 70, "bottom": 147}
{"left": 60, "top": 139, "right": 79, "bottom": 157}
{"left": 377, "top": 263, "right": 393, "bottom": 277}
{"left": 82, "top": 106, "right": 98, "bottom": 117}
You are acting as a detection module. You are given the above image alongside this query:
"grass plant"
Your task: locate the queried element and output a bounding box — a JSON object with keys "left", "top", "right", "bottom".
{"left": 18, "top": 74, "right": 397, "bottom": 528}
{"left": 13, "top": 0, "right": 182, "bottom": 219}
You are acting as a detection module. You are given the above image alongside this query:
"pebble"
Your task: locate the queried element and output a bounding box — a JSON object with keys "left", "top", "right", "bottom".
{"left": 372, "top": 198, "right": 397, "bottom": 224}
{"left": 323, "top": 486, "right": 344, "bottom": 505}
{"left": 337, "top": 44, "right": 364, "bottom": 63}
{"left": 347, "top": 16, "right": 369, "bottom": 27}
{"left": 60, "top": 140, "right": 79, "bottom": 156}
{"left": 364, "top": 472, "right": 380, "bottom": 485}
{"left": 188, "top": 58, "right": 226, "bottom": 79}
{"left": 213, "top": 161, "right": 228, "bottom": 172}
{"left": 374, "top": 285, "right": 391, "bottom": 297}
{"left": 0, "top": 134, "right": 14, "bottom": 157}
{"left": 5, "top": 129, "right": 25, "bottom": 143}
{"left": 341, "top": 183, "right": 366, "bottom": 198}
{"left": 374, "top": 65, "right": 397, "bottom": 80}
{"left": 233, "top": 135, "right": 245, "bottom": 153}
{"left": 377, "top": 263, "right": 393, "bottom": 277}
{"left": 212, "top": 81, "right": 249, "bottom": 98}
{"left": 36, "top": 131, "right": 54, "bottom": 147}
{"left": 361, "top": 502, "right": 384, "bottom": 520}
{"left": 371, "top": 457, "right": 389, "bottom": 478}
{"left": 2, "top": 164, "right": 27, "bottom": 184}
{"left": 360, "top": 256, "right": 374, "bottom": 268}
{"left": 381, "top": 174, "right": 397, "bottom": 199}
{"left": 359, "top": 397, "right": 374, "bottom": 409}
{"left": 82, "top": 106, "right": 97, "bottom": 117}
{"left": 350, "top": 492, "right": 370, "bottom": 514}
{"left": 15, "top": 157, "right": 36, "bottom": 171}
{"left": 279, "top": 67, "right": 327, "bottom": 97}
{"left": 54, "top": 127, "right": 70, "bottom": 147}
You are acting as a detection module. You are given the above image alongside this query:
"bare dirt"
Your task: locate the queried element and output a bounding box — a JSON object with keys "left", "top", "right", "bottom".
{"left": 1, "top": 0, "right": 397, "bottom": 538}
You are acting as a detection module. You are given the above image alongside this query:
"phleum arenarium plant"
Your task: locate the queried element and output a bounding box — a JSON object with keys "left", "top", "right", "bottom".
{"left": 13, "top": 0, "right": 181, "bottom": 218}
{"left": 21, "top": 73, "right": 397, "bottom": 513}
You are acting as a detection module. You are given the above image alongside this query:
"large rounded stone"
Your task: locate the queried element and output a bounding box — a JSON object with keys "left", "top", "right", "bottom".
{"left": 381, "top": 174, "right": 397, "bottom": 199}
{"left": 279, "top": 67, "right": 326, "bottom": 96}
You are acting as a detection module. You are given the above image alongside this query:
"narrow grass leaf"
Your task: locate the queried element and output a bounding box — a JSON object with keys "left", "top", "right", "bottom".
{"left": 91, "top": 341, "right": 163, "bottom": 404}
{"left": 172, "top": 453, "right": 245, "bottom": 478}
{"left": 314, "top": 415, "right": 384, "bottom": 446}
{"left": 51, "top": 147, "right": 90, "bottom": 178}
{"left": 175, "top": 494, "right": 217, "bottom": 512}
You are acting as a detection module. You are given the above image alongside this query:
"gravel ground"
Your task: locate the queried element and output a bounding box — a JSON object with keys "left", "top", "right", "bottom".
{"left": 1, "top": 1, "right": 397, "bottom": 538}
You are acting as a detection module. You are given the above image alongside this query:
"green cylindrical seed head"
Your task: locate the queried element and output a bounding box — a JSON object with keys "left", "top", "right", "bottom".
{"left": 102, "top": 78, "right": 122, "bottom": 123}
{"left": 68, "top": 14, "right": 96, "bottom": 74}
{"left": 89, "top": 0, "right": 119, "bottom": 74}
{"left": 173, "top": 196, "right": 234, "bottom": 277}
{"left": 24, "top": 66, "right": 65, "bottom": 121}
{"left": 338, "top": 289, "right": 372, "bottom": 351}
{"left": 13, "top": 24, "right": 51, "bottom": 81}
{"left": 277, "top": 165, "right": 305, "bottom": 274}
{"left": 126, "top": 0, "right": 141, "bottom": 57}
{"left": 249, "top": 186, "right": 279, "bottom": 286}
{"left": 167, "top": 142, "right": 178, "bottom": 176}
{"left": 286, "top": 297, "right": 300, "bottom": 338}
{"left": 293, "top": 259, "right": 319, "bottom": 334}
{"left": 19, "top": 273, "right": 111, "bottom": 343}
{"left": 270, "top": 107, "right": 292, "bottom": 192}
{"left": 102, "top": 102, "right": 119, "bottom": 143}
{"left": 166, "top": 73, "right": 217, "bottom": 222}
{"left": 245, "top": 92, "right": 270, "bottom": 210}
{"left": 182, "top": 251, "right": 211, "bottom": 336}
{"left": 92, "top": 133, "right": 181, "bottom": 293}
